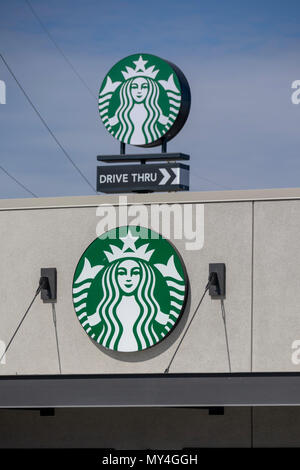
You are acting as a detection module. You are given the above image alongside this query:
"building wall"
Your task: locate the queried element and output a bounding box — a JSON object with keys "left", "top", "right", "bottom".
{"left": 1, "top": 189, "right": 300, "bottom": 375}
{"left": 1, "top": 189, "right": 300, "bottom": 447}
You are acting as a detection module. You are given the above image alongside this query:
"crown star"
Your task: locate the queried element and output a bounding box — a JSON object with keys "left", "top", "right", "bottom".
{"left": 121, "top": 55, "right": 159, "bottom": 80}
{"left": 119, "top": 231, "right": 139, "bottom": 251}
{"left": 133, "top": 56, "right": 148, "bottom": 72}
{"left": 104, "top": 228, "right": 154, "bottom": 263}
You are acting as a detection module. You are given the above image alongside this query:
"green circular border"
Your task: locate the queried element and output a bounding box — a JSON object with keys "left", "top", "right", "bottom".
{"left": 72, "top": 226, "right": 189, "bottom": 353}
{"left": 98, "top": 53, "right": 191, "bottom": 148}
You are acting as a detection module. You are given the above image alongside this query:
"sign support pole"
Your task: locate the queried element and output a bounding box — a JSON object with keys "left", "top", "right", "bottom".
{"left": 120, "top": 142, "right": 126, "bottom": 155}
{"left": 161, "top": 138, "right": 167, "bottom": 154}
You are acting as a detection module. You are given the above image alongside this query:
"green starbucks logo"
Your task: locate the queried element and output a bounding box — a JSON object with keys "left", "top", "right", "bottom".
{"left": 98, "top": 54, "right": 191, "bottom": 147}
{"left": 72, "top": 226, "right": 188, "bottom": 352}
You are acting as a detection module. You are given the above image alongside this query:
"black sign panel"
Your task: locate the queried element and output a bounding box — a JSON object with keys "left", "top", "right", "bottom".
{"left": 97, "top": 163, "right": 189, "bottom": 193}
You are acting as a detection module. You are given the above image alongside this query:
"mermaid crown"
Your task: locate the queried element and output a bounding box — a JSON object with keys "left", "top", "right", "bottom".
{"left": 104, "top": 229, "right": 154, "bottom": 262}
{"left": 121, "top": 55, "right": 159, "bottom": 80}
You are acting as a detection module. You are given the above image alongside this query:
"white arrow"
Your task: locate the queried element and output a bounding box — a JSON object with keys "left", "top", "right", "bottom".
{"left": 159, "top": 168, "right": 171, "bottom": 185}
{"left": 171, "top": 168, "right": 180, "bottom": 184}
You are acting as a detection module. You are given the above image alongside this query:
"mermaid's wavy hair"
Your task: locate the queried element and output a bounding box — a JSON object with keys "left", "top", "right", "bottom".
{"left": 96, "top": 259, "right": 161, "bottom": 350}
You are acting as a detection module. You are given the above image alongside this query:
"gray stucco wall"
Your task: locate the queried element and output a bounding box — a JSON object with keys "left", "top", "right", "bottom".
{"left": 0, "top": 188, "right": 300, "bottom": 375}
{"left": 253, "top": 200, "right": 300, "bottom": 371}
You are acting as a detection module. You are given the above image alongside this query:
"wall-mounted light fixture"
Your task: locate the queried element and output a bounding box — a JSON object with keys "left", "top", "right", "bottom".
{"left": 40, "top": 268, "right": 57, "bottom": 303}
{"left": 208, "top": 263, "right": 226, "bottom": 299}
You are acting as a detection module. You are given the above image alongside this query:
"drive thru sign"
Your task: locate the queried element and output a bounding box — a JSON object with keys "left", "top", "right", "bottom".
{"left": 97, "top": 163, "right": 189, "bottom": 193}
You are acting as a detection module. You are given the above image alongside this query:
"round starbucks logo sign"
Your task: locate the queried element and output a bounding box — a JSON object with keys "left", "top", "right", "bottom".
{"left": 98, "top": 53, "right": 191, "bottom": 147}
{"left": 72, "top": 226, "right": 188, "bottom": 352}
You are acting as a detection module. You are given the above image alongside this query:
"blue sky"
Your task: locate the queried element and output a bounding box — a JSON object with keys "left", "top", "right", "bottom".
{"left": 0, "top": 0, "right": 300, "bottom": 198}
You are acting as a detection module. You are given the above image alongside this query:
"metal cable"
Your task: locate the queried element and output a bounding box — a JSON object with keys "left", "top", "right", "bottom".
{"left": 25, "top": 0, "right": 95, "bottom": 99}
{"left": 192, "top": 170, "right": 233, "bottom": 190}
{"left": 0, "top": 164, "right": 38, "bottom": 197}
{"left": 220, "top": 299, "right": 232, "bottom": 373}
{"left": 0, "top": 53, "right": 96, "bottom": 193}
{"left": 164, "top": 279, "right": 211, "bottom": 374}
{"left": 52, "top": 304, "right": 62, "bottom": 374}
{"left": 0, "top": 284, "right": 42, "bottom": 363}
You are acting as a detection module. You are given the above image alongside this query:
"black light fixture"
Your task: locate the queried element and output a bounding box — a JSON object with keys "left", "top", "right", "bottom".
{"left": 208, "top": 263, "right": 226, "bottom": 299}
{"left": 40, "top": 268, "right": 57, "bottom": 303}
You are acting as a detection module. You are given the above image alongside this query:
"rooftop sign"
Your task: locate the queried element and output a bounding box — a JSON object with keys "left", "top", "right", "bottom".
{"left": 98, "top": 53, "right": 191, "bottom": 148}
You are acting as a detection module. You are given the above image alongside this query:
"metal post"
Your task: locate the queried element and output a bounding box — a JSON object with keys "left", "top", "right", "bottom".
{"left": 120, "top": 142, "right": 126, "bottom": 155}
{"left": 162, "top": 138, "right": 167, "bottom": 153}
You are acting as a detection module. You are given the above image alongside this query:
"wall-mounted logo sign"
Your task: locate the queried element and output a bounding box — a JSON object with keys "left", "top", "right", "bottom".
{"left": 72, "top": 226, "right": 188, "bottom": 352}
{"left": 98, "top": 54, "right": 191, "bottom": 148}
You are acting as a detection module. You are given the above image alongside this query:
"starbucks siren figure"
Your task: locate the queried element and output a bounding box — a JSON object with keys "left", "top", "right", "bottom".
{"left": 108, "top": 76, "right": 170, "bottom": 145}
{"left": 73, "top": 227, "right": 187, "bottom": 353}
{"left": 87, "top": 233, "right": 170, "bottom": 352}
{"left": 99, "top": 55, "right": 182, "bottom": 146}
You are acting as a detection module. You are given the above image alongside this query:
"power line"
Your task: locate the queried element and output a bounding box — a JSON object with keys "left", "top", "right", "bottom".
{"left": 24, "top": 0, "right": 231, "bottom": 193}
{"left": 24, "top": 1, "right": 232, "bottom": 194}
{"left": 0, "top": 164, "right": 38, "bottom": 197}
{"left": 25, "top": 0, "right": 95, "bottom": 99}
{"left": 191, "top": 170, "right": 232, "bottom": 190}
{"left": 0, "top": 53, "right": 96, "bottom": 193}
